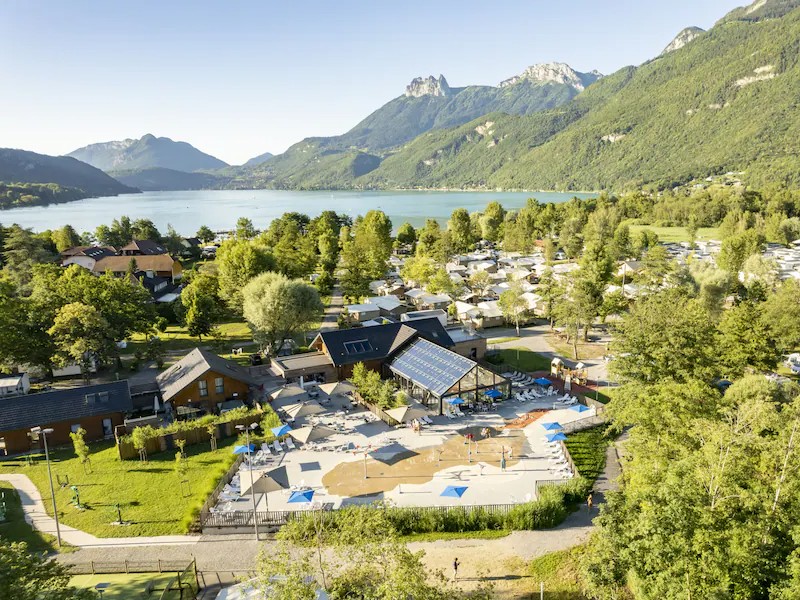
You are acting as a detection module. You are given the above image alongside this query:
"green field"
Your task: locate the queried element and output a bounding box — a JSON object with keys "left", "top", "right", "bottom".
{"left": 565, "top": 427, "right": 610, "bottom": 485}
{"left": 125, "top": 321, "right": 254, "bottom": 355}
{"left": 628, "top": 224, "right": 720, "bottom": 243}
{"left": 69, "top": 573, "right": 178, "bottom": 599}
{"left": 0, "top": 481, "right": 68, "bottom": 553}
{"left": 0, "top": 438, "right": 238, "bottom": 537}
{"left": 490, "top": 348, "right": 551, "bottom": 373}
{"left": 526, "top": 546, "right": 591, "bottom": 599}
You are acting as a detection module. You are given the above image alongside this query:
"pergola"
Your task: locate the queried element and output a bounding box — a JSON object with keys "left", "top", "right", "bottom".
{"left": 388, "top": 338, "right": 510, "bottom": 415}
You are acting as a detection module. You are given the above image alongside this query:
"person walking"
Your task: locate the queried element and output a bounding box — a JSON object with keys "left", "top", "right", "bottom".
{"left": 453, "top": 557, "right": 461, "bottom": 581}
{"left": 500, "top": 447, "right": 507, "bottom": 472}
{"left": 587, "top": 492, "right": 594, "bottom": 512}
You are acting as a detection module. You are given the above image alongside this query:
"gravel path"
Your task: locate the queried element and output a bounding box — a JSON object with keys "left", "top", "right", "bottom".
{"left": 319, "top": 284, "right": 343, "bottom": 331}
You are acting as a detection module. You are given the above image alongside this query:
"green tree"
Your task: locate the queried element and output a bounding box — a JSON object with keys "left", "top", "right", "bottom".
{"left": 181, "top": 272, "right": 222, "bottom": 340}
{"left": 2, "top": 224, "right": 55, "bottom": 291}
{"left": 51, "top": 224, "right": 81, "bottom": 252}
{"left": 69, "top": 427, "right": 91, "bottom": 473}
{"left": 447, "top": 207, "right": 476, "bottom": 252}
{"left": 196, "top": 225, "right": 215, "bottom": 243}
{"left": 498, "top": 281, "right": 528, "bottom": 336}
{"left": 468, "top": 270, "right": 491, "bottom": 297}
{"left": 235, "top": 217, "right": 257, "bottom": 240}
{"left": 426, "top": 267, "right": 458, "bottom": 297}
{"left": 0, "top": 540, "right": 96, "bottom": 600}
{"left": 609, "top": 223, "right": 632, "bottom": 261}
{"left": 400, "top": 255, "right": 436, "bottom": 288}
{"left": 554, "top": 271, "right": 599, "bottom": 359}
{"left": 717, "top": 300, "right": 777, "bottom": 377}
{"left": 131, "top": 219, "right": 161, "bottom": 241}
{"left": 395, "top": 221, "right": 417, "bottom": 246}
{"left": 537, "top": 267, "right": 563, "bottom": 328}
{"left": 415, "top": 218, "right": 442, "bottom": 257}
{"left": 611, "top": 289, "right": 717, "bottom": 384}
{"left": 242, "top": 273, "right": 323, "bottom": 355}
{"left": 717, "top": 229, "right": 765, "bottom": 275}
{"left": 48, "top": 302, "right": 114, "bottom": 382}
{"left": 216, "top": 239, "right": 275, "bottom": 311}
{"left": 762, "top": 279, "right": 800, "bottom": 353}
{"left": 163, "top": 224, "right": 184, "bottom": 256}
{"left": 479, "top": 201, "right": 506, "bottom": 241}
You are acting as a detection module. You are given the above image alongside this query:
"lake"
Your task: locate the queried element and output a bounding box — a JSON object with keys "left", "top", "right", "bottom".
{"left": 0, "top": 189, "right": 596, "bottom": 235}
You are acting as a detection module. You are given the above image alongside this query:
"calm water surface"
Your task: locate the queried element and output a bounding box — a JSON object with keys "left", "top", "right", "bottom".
{"left": 0, "top": 189, "right": 596, "bottom": 234}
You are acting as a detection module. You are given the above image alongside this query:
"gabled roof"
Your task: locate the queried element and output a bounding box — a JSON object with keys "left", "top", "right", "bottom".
{"left": 312, "top": 318, "right": 454, "bottom": 367}
{"left": 62, "top": 246, "right": 116, "bottom": 259}
{"left": 0, "top": 381, "right": 132, "bottom": 432}
{"left": 389, "top": 338, "right": 476, "bottom": 398}
{"left": 93, "top": 254, "right": 178, "bottom": 274}
{"left": 156, "top": 348, "right": 256, "bottom": 401}
{"left": 120, "top": 240, "right": 168, "bottom": 255}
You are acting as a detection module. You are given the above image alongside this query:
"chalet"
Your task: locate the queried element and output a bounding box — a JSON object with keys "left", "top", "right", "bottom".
{"left": 0, "top": 381, "right": 132, "bottom": 456}
{"left": 61, "top": 246, "right": 116, "bottom": 270}
{"left": 344, "top": 303, "right": 381, "bottom": 323}
{"left": 0, "top": 373, "right": 30, "bottom": 397}
{"left": 156, "top": 348, "right": 257, "bottom": 413}
{"left": 93, "top": 254, "right": 183, "bottom": 282}
{"left": 119, "top": 240, "right": 169, "bottom": 256}
{"left": 617, "top": 260, "right": 643, "bottom": 279}
{"left": 364, "top": 295, "right": 407, "bottom": 318}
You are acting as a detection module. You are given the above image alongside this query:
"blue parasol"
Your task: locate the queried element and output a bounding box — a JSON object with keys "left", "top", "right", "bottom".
{"left": 541, "top": 422, "right": 563, "bottom": 431}
{"left": 569, "top": 404, "right": 591, "bottom": 413}
{"left": 271, "top": 424, "right": 292, "bottom": 437}
{"left": 440, "top": 485, "right": 468, "bottom": 498}
{"left": 534, "top": 377, "right": 552, "bottom": 386}
{"left": 546, "top": 432, "right": 567, "bottom": 442}
{"left": 232, "top": 444, "right": 256, "bottom": 454}
{"left": 288, "top": 489, "right": 315, "bottom": 503}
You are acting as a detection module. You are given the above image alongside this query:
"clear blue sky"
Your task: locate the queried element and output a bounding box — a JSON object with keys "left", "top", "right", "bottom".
{"left": 0, "top": 0, "right": 744, "bottom": 165}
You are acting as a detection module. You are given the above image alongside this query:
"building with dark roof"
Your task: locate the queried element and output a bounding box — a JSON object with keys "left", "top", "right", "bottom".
{"left": 119, "top": 240, "right": 169, "bottom": 256}
{"left": 0, "top": 381, "right": 132, "bottom": 456}
{"left": 156, "top": 348, "right": 257, "bottom": 413}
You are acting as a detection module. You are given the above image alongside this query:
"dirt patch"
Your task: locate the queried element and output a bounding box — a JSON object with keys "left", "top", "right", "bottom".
{"left": 322, "top": 426, "right": 527, "bottom": 497}
{"left": 504, "top": 410, "right": 548, "bottom": 430}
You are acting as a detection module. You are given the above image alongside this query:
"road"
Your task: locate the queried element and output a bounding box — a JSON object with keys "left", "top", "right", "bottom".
{"left": 319, "top": 284, "right": 343, "bottom": 331}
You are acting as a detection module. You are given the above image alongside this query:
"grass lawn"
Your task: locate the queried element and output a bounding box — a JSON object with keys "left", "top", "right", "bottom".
{"left": 547, "top": 335, "right": 607, "bottom": 361}
{"left": 628, "top": 224, "right": 720, "bottom": 243}
{"left": 0, "top": 481, "right": 73, "bottom": 553}
{"left": 526, "top": 546, "right": 590, "bottom": 599}
{"left": 70, "top": 573, "right": 177, "bottom": 599}
{"left": 487, "top": 336, "right": 521, "bottom": 345}
{"left": 491, "top": 348, "right": 551, "bottom": 373}
{"left": 0, "top": 438, "right": 239, "bottom": 538}
{"left": 124, "top": 321, "right": 254, "bottom": 355}
{"left": 565, "top": 427, "right": 610, "bottom": 485}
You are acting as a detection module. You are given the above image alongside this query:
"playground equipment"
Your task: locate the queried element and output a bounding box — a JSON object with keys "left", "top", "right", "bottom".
{"left": 550, "top": 357, "right": 589, "bottom": 386}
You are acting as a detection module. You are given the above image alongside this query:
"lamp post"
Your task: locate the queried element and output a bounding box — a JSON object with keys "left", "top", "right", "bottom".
{"left": 31, "top": 426, "right": 60, "bottom": 548}
{"left": 236, "top": 423, "right": 259, "bottom": 541}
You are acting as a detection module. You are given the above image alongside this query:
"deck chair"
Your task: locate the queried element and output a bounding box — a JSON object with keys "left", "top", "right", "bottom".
{"left": 285, "top": 437, "right": 297, "bottom": 450}
{"left": 273, "top": 440, "right": 284, "bottom": 453}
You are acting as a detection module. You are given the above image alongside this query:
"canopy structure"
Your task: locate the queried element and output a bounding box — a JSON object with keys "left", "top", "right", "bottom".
{"left": 570, "top": 404, "right": 591, "bottom": 413}
{"left": 240, "top": 466, "right": 290, "bottom": 495}
{"left": 389, "top": 338, "right": 510, "bottom": 415}
{"left": 271, "top": 424, "right": 292, "bottom": 438}
{"left": 546, "top": 432, "right": 568, "bottom": 442}
{"left": 232, "top": 444, "right": 256, "bottom": 455}
{"left": 440, "top": 485, "right": 468, "bottom": 498}
{"left": 288, "top": 425, "right": 336, "bottom": 444}
{"left": 288, "top": 489, "right": 315, "bottom": 504}
{"left": 541, "top": 422, "right": 563, "bottom": 431}
{"left": 318, "top": 381, "right": 356, "bottom": 397}
{"left": 282, "top": 401, "right": 326, "bottom": 421}
{"left": 369, "top": 442, "right": 417, "bottom": 465}
{"left": 384, "top": 403, "right": 429, "bottom": 424}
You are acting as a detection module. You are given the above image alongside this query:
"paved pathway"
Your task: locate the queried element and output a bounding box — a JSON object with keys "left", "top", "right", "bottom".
{"left": 319, "top": 284, "right": 343, "bottom": 331}
{"left": 0, "top": 474, "right": 199, "bottom": 548}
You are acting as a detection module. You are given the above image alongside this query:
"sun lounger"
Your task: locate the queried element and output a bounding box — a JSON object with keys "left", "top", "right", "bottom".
{"left": 273, "top": 440, "right": 284, "bottom": 453}
{"left": 285, "top": 437, "right": 297, "bottom": 450}
{"left": 422, "top": 415, "right": 433, "bottom": 425}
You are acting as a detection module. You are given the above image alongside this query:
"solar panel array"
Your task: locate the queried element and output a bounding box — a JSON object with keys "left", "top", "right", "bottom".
{"left": 389, "top": 338, "right": 475, "bottom": 397}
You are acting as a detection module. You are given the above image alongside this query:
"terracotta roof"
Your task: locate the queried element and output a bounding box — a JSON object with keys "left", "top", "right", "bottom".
{"left": 93, "top": 255, "right": 178, "bottom": 273}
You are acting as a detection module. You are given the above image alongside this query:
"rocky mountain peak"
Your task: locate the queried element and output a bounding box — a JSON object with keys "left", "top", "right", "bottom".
{"left": 498, "top": 62, "right": 601, "bottom": 90}
{"left": 404, "top": 75, "right": 451, "bottom": 98}
{"left": 661, "top": 26, "right": 705, "bottom": 55}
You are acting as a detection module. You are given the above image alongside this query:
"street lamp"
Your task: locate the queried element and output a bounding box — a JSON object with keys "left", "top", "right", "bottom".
{"left": 31, "top": 426, "right": 60, "bottom": 548}
{"left": 236, "top": 423, "right": 259, "bottom": 540}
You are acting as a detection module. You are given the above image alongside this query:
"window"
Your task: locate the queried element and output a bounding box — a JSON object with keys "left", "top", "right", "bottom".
{"left": 84, "top": 393, "right": 96, "bottom": 405}
{"left": 215, "top": 377, "right": 224, "bottom": 394}
{"left": 98, "top": 391, "right": 109, "bottom": 403}
{"left": 71, "top": 424, "right": 81, "bottom": 433}
{"left": 198, "top": 380, "right": 208, "bottom": 397}
{"left": 343, "top": 340, "right": 373, "bottom": 355}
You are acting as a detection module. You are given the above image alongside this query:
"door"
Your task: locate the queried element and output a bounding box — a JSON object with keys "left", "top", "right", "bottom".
{"left": 102, "top": 418, "right": 113, "bottom": 437}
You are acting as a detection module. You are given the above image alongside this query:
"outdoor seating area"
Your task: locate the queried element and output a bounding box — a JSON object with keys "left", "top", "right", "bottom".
{"left": 206, "top": 376, "right": 598, "bottom": 521}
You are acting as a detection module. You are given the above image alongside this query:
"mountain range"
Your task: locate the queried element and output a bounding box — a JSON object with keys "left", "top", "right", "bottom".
{"left": 244, "top": 0, "right": 800, "bottom": 192}
{"left": 3, "top": 0, "right": 800, "bottom": 202}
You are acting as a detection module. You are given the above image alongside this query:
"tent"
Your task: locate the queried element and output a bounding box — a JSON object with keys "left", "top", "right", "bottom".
{"left": 288, "top": 425, "right": 337, "bottom": 444}
{"left": 318, "top": 381, "right": 356, "bottom": 397}
{"left": 440, "top": 485, "right": 468, "bottom": 498}
{"left": 384, "top": 403, "right": 429, "bottom": 424}
{"left": 282, "top": 401, "right": 327, "bottom": 420}
{"left": 240, "top": 466, "right": 290, "bottom": 496}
